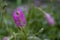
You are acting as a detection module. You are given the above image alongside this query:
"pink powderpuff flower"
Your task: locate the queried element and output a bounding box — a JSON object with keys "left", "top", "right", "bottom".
{"left": 45, "top": 13, "right": 55, "bottom": 26}
{"left": 3, "top": 37, "right": 9, "bottom": 40}
{"left": 13, "top": 8, "right": 26, "bottom": 27}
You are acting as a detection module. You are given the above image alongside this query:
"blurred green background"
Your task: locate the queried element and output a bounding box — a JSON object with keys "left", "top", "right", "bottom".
{"left": 0, "top": 0, "right": 60, "bottom": 40}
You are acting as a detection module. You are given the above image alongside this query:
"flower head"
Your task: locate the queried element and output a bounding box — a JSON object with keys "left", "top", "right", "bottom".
{"left": 13, "top": 8, "right": 26, "bottom": 27}
{"left": 3, "top": 37, "right": 9, "bottom": 40}
{"left": 45, "top": 13, "right": 55, "bottom": 26}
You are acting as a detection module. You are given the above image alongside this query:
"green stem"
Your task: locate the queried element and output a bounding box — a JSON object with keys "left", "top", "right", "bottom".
{"left": 14, "top": 34, "right": 16, "bottom": 40}
{"left": 35, "top": 28, "right": 44, "bottom": 35}
{"left": 19, "top": 27, "right": 27, "bottom": 40}
{"left": 35, "top": 7, "right": 46, "bottom": 14}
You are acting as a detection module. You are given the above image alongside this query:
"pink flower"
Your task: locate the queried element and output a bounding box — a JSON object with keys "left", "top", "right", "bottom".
{"left": 3, "top": 37, "right": 9, "bottom": 40}
{"left": 45, "top": 13, "right": 55, "bottom": 26}
{"left": 13, "top": 8, "right": 26, "bottom": 27}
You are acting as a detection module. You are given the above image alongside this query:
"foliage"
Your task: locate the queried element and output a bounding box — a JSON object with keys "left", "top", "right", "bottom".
{"left": 0, "top": 0, "right": 60, "bottom": 40}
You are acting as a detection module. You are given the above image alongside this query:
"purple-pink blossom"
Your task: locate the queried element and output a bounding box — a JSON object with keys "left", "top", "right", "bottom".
{"left": 3, "top": 37, "right": 9, "bottom": 40}
{"left": 13, "top": 8, "right": 26, "bottom": 27}
{"left": 45, "top": 13, "right": 55, "bottom": 26}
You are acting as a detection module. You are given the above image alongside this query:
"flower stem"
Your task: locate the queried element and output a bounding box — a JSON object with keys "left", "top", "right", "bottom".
{"left": 19, "top": 27, "right": 27, "bottom": 40}
{"left": 35, "top": 7, "right": 46, "bottom": 14}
